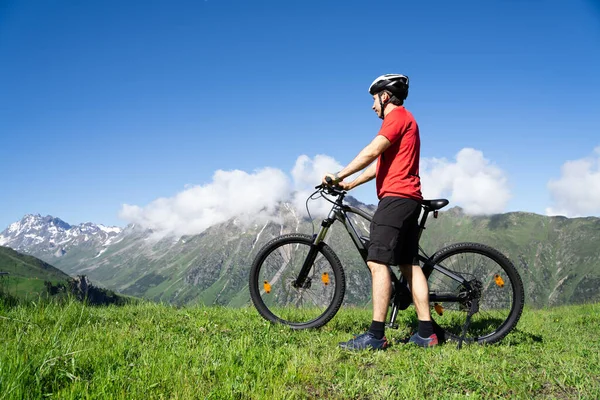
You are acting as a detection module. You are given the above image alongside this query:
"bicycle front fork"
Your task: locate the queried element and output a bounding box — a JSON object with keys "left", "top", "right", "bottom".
{"left": 293, "top": 216, "right": 335, "bottom": 288}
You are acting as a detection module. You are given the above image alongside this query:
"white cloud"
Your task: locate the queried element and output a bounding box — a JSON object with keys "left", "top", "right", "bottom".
{"left": 120, "top": 167, "right": 291, "bottom": 237}
{"left": 119, "top": 155, "right": 346, "bottom": 237}
{"left": 120, "top": 149, "right": 512, "bottom": 238}
{"left": 420, "top": 148, "right": 511, "bottom": 214}
{"left": 545, "top": 146, "right": 600, "bottom": 217}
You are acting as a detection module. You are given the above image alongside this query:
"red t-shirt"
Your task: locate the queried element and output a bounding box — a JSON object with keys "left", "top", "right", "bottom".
{"left": 375, "top": 106, "right": 422, "bottom": 201}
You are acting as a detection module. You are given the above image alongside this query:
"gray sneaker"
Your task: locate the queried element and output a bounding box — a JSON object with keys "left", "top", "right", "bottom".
{"left": 408, "top": 333, "right": 439, "bottom": 348}
{"left": 339, "top": 332, "right": 389, "bottom": 351}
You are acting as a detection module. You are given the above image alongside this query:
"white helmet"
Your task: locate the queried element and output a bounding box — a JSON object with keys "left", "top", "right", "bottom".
{"left": 368, "top": 74, "right": 409, "bottom": 100}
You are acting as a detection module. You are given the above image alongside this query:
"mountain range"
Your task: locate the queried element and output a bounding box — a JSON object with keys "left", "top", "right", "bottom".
{"left": 1, "top": 199, "right": 599, "bottom": 308}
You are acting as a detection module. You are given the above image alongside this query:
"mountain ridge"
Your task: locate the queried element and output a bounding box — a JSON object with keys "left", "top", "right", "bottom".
{"left": 1, "top": 198, "right": 599, "bottom": 308}
{"left": 0, "top": 214, "right": 122, "bottom": 259}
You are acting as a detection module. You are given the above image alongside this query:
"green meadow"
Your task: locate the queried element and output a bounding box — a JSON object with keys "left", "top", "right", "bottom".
{"left": 1, "top": 300, "right": 598, "bottom": 399}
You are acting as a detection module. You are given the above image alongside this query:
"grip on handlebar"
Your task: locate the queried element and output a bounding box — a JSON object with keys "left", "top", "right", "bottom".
{"left": 314, "top": 175, "right": 345, "bottom": 191}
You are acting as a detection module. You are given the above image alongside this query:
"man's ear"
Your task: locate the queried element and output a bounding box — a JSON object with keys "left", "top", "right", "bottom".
{"left": 380, "top": 91, "right": 390, "bottom": 102}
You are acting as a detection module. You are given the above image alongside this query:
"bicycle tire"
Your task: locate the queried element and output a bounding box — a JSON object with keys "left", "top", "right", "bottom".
{"left": 249, "top": 234, "right": 346, "bottom": 329}
{"left": 427, "top": 242, "right": 524, "bottom": 344}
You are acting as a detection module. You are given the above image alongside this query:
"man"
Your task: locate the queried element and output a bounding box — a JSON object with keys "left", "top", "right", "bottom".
{"left": 322, "top": 74, "right": 438, "bottom": 350}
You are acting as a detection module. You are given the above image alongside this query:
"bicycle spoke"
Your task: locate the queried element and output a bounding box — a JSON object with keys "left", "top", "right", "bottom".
{"left": 428, "top": 244, "right": 523, "bottom": 344}
{"left": 253, "top": 237, "right": 341, "bottom": 325}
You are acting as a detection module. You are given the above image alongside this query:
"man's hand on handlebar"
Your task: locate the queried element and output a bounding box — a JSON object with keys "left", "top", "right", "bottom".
{"left": 321, "top": 173, "right": 339, "bottom": 185}
{"left": 321, "top": 173, "right": 352, "bottom": 191}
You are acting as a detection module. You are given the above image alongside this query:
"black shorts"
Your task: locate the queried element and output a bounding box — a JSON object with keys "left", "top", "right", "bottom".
{"left": 367, "top": 196, "right": 421, "bottom": 266}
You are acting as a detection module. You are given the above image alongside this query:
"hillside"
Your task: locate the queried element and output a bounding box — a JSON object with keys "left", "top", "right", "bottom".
{"left": 0, "top": 246, "right": 131, "bottom": 306}
{"left": 0, "top": 246, "right": 71, "bottom": 301}
{"left": 418, "top": 208, "right": 600, "bottom": 306}
{"left": 0, "top": 246, "right": 70, "bottom": 281}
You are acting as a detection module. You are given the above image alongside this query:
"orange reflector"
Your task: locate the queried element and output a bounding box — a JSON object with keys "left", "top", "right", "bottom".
{"left": 263, "top": 281, "right": 271, "bottom": 293}
{"left": 434, "top": 303, "right": 444, "bottom": 316}
{"left": 321, "top": 272, "right": 330, "bottom": 286}
{"left": 494, "top": 274, "right": 505, "bottom": 288}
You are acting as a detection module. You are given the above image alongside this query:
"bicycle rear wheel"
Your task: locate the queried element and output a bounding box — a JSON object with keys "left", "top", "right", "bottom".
{"left": 426, "top": 242, "right": 524, "bottom": 344}
{"left": 249, "top": 234, "right": 346, "bottom": 329}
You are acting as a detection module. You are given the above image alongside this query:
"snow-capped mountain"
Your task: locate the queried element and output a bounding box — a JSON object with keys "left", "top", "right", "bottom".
{"left": 0, "top": 214, "right": 122, "bottom": 258}
{"left": 1, "top": 205, "right": 599, "bottom": 308}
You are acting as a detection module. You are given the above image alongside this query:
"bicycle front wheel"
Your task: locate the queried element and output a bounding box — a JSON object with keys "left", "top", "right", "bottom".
{"left": 249, "top": 234, "right": 346, "bottom": 329}
{"left": 427, "top": 242, "right": 525, "bottom": 344}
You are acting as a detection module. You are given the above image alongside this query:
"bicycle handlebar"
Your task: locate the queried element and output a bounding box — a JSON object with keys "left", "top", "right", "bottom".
{"left": 314, "top": 176, "right": 346, "bottom": 197}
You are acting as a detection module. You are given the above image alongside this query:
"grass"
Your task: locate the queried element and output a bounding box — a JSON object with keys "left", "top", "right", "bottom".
{"left": 0, "top": 277, "right": 53, "bottom": 302}
{"left": 0, "top": 301, "right": 598, "bottom": 399}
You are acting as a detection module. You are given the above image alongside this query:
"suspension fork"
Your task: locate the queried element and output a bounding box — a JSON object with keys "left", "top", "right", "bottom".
{"left": 292, "top": 210, "right": 336, "bottom": 288}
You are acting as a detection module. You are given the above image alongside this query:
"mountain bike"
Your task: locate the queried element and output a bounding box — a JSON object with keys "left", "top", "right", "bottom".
{"left": 249, "top": 183, "right": 525, "bottom": 347}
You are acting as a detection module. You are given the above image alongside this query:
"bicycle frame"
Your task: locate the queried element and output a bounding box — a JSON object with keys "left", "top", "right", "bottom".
{"left": 293, "top": 187, "right": 474, "bottom": 329}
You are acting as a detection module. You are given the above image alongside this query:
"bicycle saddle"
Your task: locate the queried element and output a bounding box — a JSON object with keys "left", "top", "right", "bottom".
{"left": 422, "top": 199, "right": 449, "bottom": 210}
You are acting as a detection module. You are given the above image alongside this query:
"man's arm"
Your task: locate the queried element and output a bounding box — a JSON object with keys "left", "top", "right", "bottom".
{"left": 342, "top": 161, "right": 376, "bottom": 190}
{"left": 322, "top": 135, "right": 391, "bottom": 187}
{"left": 338, "top": 135, "right": 391, "bottom": 180}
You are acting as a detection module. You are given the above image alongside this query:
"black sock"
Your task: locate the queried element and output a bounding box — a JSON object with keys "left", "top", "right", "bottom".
{"left": 369, "top": 320, "right": 385, "bottom": 340}
{"left": 418, "top": 320, "right": 434, "bottom": 338}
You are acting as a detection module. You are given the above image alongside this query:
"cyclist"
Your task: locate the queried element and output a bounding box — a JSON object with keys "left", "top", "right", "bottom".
{"left": 322, "top": 74, "right": 438, "bottom": 350}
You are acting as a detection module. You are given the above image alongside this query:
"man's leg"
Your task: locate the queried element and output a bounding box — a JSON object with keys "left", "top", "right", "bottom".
{"left": 339, "top": 197, "right": 397, "bottom": 351}
{"left": 338, "top": 260, "right": 391, "bottom": 350}
{"left": 367, "top": 261, "right": 392, "bottom": 323}
{"left": 400, "top": 263, "right": 437, "bottom": 346}
{"left": 399, "top": 264, "right": 431, "bottom": 321}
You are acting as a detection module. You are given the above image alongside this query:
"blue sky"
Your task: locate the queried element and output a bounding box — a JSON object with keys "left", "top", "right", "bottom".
{"left": 1, "top": 0, "right": 599, "bottom": 231}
